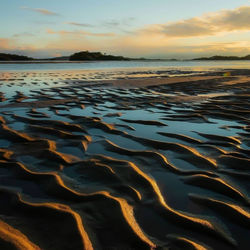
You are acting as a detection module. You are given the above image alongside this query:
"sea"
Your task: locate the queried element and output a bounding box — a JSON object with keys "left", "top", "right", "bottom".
{"left": 0, "top": 60, "right": 250, "bottom": 72}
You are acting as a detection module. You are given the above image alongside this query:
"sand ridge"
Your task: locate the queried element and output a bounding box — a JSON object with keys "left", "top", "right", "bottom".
{"left": 0, "top": 69, "right": 249, "bottom": 249}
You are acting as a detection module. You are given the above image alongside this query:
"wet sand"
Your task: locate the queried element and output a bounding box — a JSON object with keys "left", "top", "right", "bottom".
{"left": 0, "top": 68, "right": 249, "bottom": 249}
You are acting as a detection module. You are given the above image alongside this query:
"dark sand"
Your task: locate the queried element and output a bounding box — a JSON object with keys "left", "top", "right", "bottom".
{"left": 0, "top": 69, "right": 249, "bottom": 249}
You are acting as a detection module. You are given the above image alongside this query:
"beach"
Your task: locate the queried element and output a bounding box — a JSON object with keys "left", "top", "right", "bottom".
{"left": 0, "top": 66, "right": 249, "bottom": 249}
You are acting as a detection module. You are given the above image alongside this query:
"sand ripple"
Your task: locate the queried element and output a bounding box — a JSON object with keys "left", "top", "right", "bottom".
{"left": 0, "top": 70, "right": 249, "bottom": 249}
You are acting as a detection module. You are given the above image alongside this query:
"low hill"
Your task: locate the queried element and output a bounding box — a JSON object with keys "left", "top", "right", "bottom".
{"left": 69, "top": 51, "right": 129, "bottom": 61}
{"left": 193, "top": 55, "right": 250, "bottom": 60}
{"left": 0, "top": 53, "right": 33, "bottom": 61}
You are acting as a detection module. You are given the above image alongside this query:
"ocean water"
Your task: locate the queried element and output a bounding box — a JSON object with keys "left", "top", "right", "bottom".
{"left": 0, "top": 60, "right": 250, "bottom": 71}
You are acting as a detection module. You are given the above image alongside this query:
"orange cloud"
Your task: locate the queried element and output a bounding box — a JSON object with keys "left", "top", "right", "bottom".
{"left": 142, "top": 6, "right": 250, "bottom": 38}
{"left": 21, "top": 7, "right": 59, "bottom": 16}
{"left": 0, "top": 38, "right": 13, "bottom": 49}
{"left": 0, "top": 37, "right": 39, "bottom": 53}
{"left": 47, "top": 29, "right": 115, "bottom": 37}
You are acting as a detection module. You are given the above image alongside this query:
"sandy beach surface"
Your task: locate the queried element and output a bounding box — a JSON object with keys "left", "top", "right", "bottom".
{"left": 0, "top": 68, "right": 249, "bottom": 249}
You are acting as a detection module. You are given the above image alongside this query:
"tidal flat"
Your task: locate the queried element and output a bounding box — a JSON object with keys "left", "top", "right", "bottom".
{"left": 0, "top": 67, "right": 249, "bottom": 250}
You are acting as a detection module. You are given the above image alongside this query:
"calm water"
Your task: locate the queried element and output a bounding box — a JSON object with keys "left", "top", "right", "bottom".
{"left": 0, "top": 60, "right": 250, "bottom": 71}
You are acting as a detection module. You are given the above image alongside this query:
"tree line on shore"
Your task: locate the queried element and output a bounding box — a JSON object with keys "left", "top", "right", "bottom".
{"left": 0, "top": 51, "right": 250, "bottom": 61}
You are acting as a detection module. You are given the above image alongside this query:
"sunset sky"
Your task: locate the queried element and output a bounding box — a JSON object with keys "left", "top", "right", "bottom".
{"left": 1, "top": 0, "right": 250, "bottom": 59}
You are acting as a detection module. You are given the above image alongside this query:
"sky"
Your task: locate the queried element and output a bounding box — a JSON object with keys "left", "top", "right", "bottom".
{"left": 1, "top": 0, "right": 250, "bottom": 59}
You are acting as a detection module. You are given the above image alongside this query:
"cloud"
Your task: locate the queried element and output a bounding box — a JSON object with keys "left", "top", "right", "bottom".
{"left": 0, "top": 38, "right": 13, "bottom": 49}
{"left": 67, "top": 17, "right": 135, "bottom": 30}
{"left": 46, "top": 29, "right": 115, "bottom": 37}
{"left": 67, "top": 22, "right": 94, "bottom": 28}
{"left": 0, "top": 37, "right": 42, "bottom": 57}
{"left": 213, "top": 6, "right": 250, "bottom": 30}
{"left": 143, "top": 6, "right": 250, "bottom": 37}
{"left": 13, "top": 32, "right": 34, "bottom": 38}
{"left": 103, "top": 20, "right": 120, "bottom": 27}
{"left": 103, "top": 17, "right": 136, "bottom": 28}
{"left": 160, "top": 19, "right": 214, "bottom": 37}
{"left": 21, "top": 7, "right": 59, "bottom": 16}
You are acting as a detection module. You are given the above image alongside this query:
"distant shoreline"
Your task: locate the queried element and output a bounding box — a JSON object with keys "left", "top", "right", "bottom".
{"left": 1, "top": 51, "right": 249, "bottom": 63}
{"left": 1, "top": 59, "right": 250, "bottom": 64}
{"left": 0, "top": 59, "right": 178, "bottom": 64}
